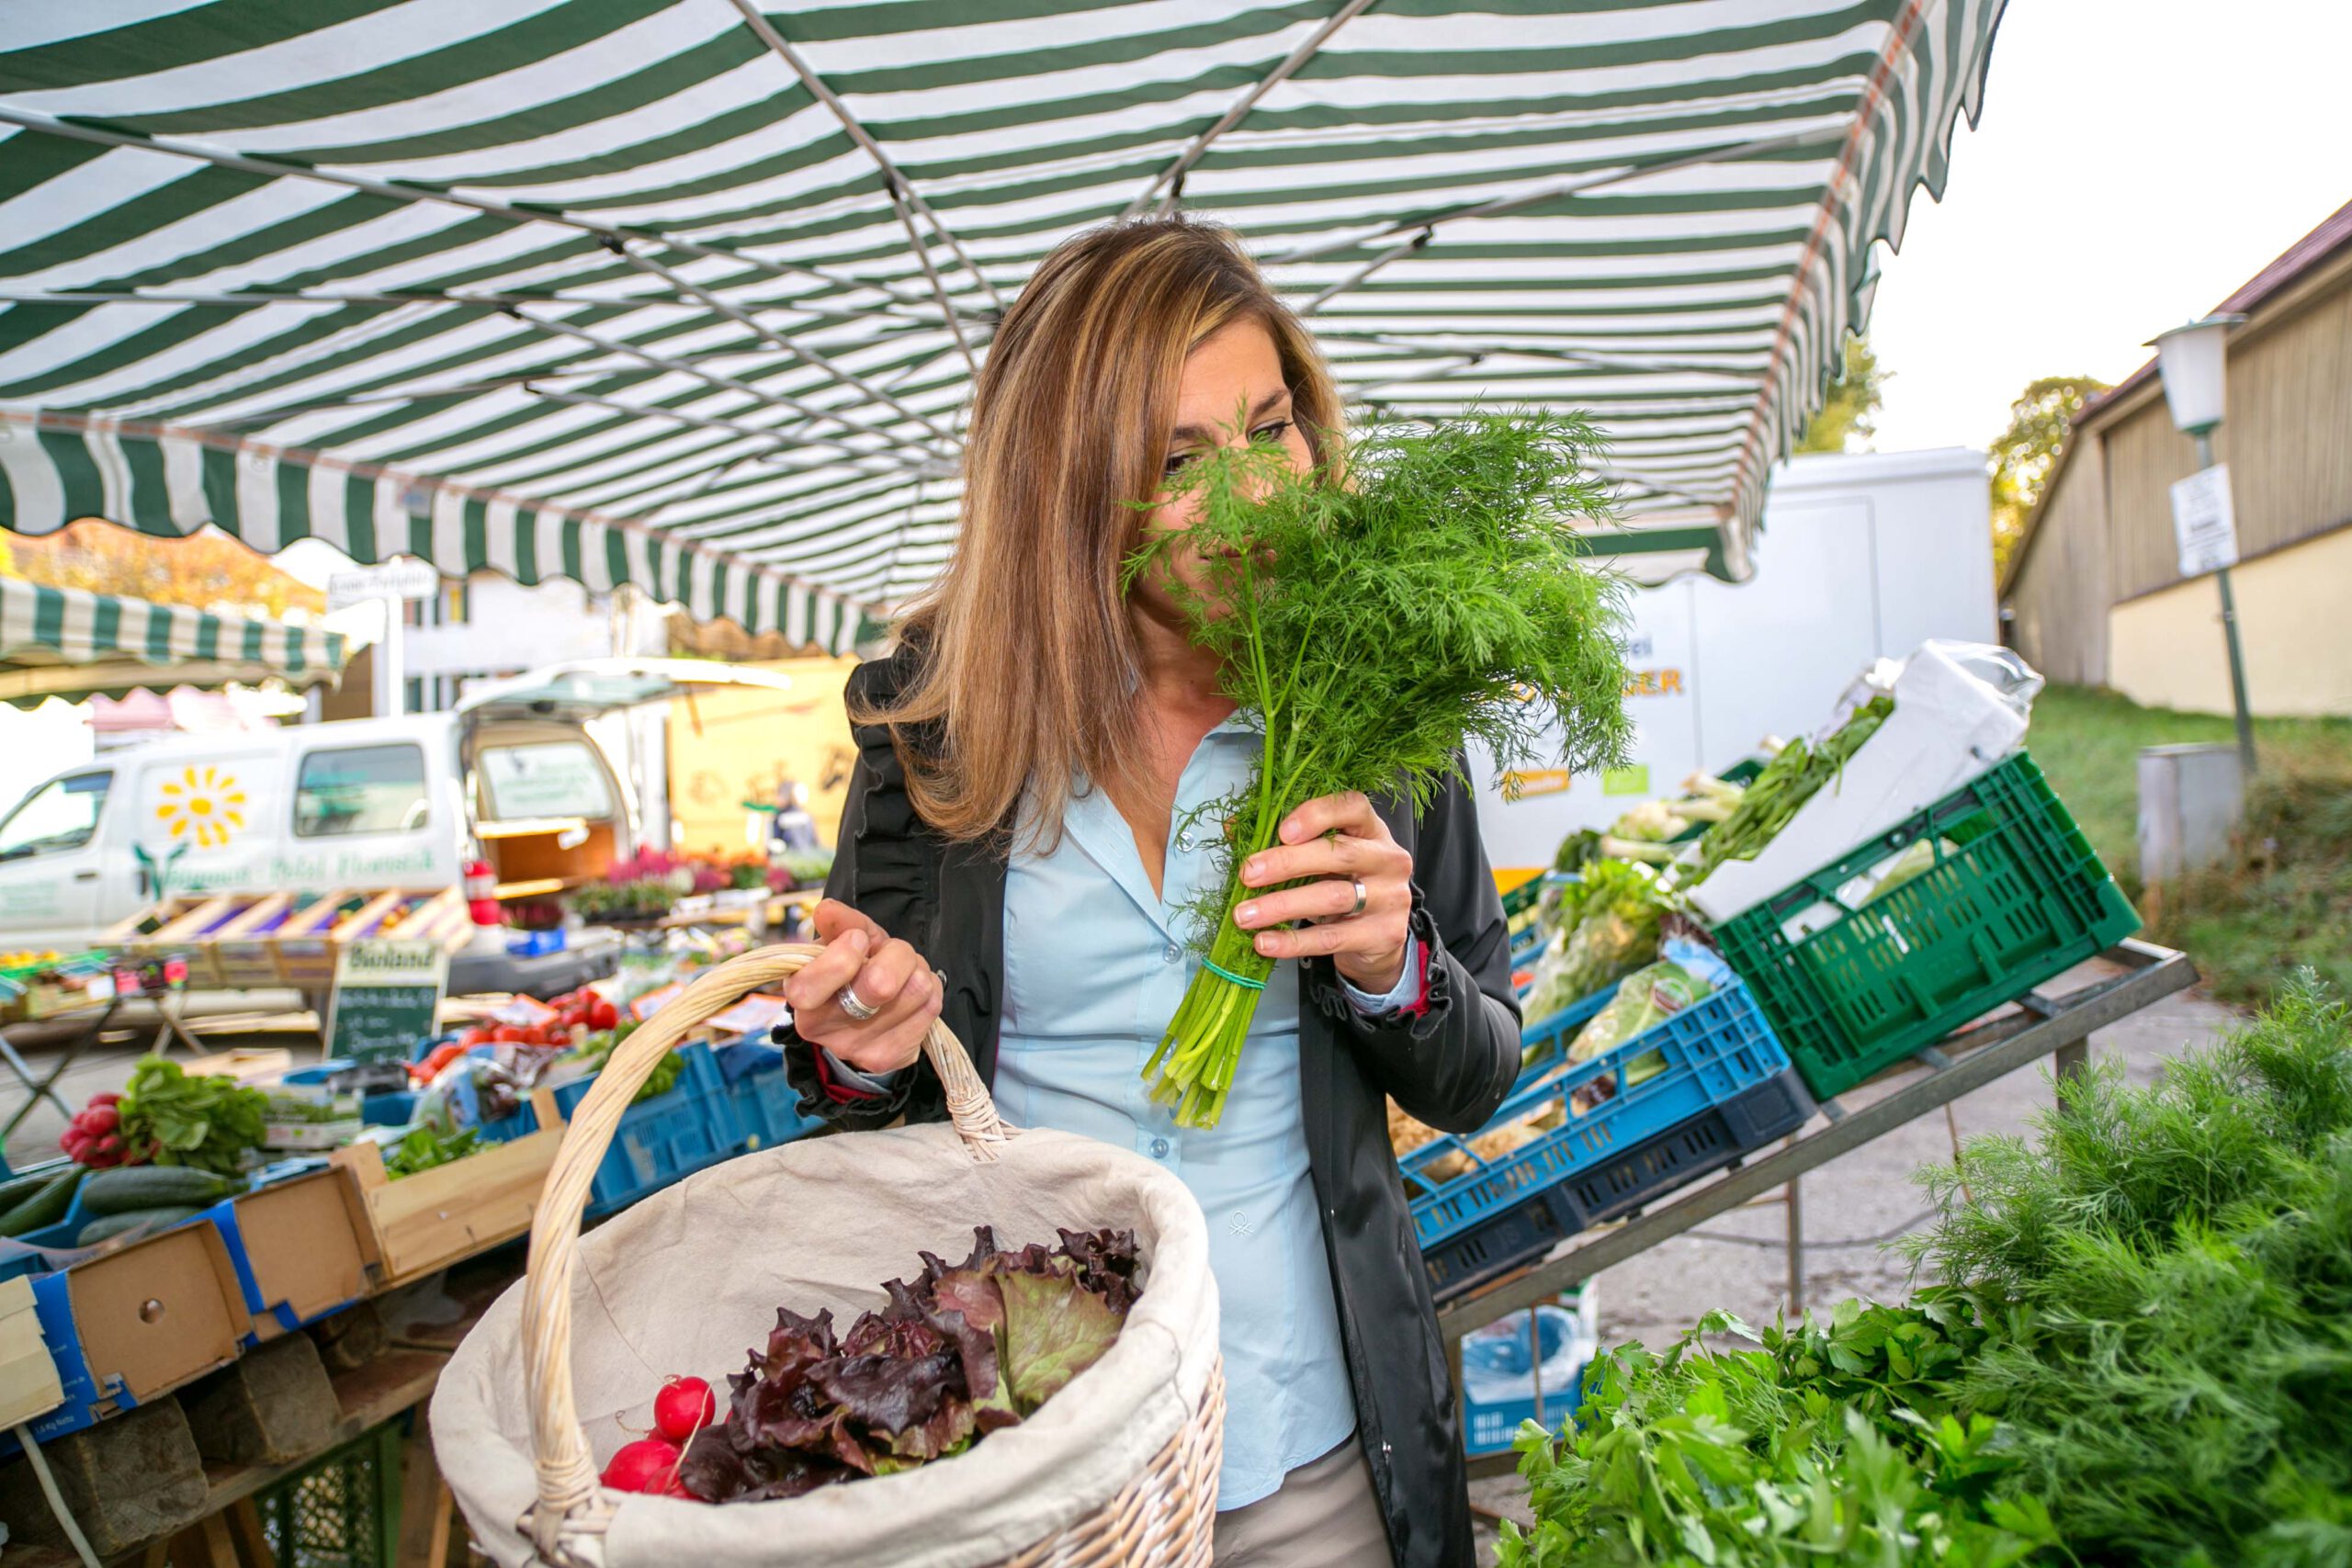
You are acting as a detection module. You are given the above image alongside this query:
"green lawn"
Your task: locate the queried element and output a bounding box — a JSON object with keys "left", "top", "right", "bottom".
{"left": 2028, "top": 685, "right": 2352, "bottom": 1007}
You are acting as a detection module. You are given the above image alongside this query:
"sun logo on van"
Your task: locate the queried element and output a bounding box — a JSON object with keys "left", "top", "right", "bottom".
{"left": 155, "top": 765, "right": 246, "bottom": 850}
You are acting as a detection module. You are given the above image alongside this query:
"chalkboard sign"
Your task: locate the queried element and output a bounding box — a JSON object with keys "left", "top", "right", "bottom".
{"left": 326, "top": 940, "right": 448, "bottom": 1066}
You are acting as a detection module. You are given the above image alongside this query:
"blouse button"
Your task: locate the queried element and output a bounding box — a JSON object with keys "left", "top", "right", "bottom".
{"left": 1149, "top": 1137, "right": 1171, "bottom": 1159}
{"left": 1161, "top": 943, "right": 1180, "bottom": 964}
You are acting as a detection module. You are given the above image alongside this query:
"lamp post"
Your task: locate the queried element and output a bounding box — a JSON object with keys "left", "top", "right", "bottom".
{"left": 2149, "top": 313, "right": 2256, "bottom": 774}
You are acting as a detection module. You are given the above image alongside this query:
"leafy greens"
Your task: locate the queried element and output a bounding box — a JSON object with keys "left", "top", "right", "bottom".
{"left": 1134, "top": 412, "right": 1634, "bottom": 1126}
{"left": 681, "top": 1226, "right": 1140, "bottom": 1503}
{"left": 118, "top": 1055, "right": 268, "bottom": 1176}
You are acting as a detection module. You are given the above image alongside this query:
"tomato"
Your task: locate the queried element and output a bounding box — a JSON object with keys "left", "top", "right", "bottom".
{"left": 492, "top": 1025, "right": 527, "bottom": 1043}
{"left": 589, "top": 999, "right": 619, "bottom": 1031}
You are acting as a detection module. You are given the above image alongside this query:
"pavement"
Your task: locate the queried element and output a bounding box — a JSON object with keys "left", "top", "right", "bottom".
{"left": 1465, "top": 960, "right": 2241, "bottom": 1561}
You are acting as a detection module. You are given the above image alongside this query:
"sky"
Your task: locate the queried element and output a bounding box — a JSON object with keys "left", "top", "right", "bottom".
{"left": 1863, "top": 0, "right": 2352, "bottom": 454}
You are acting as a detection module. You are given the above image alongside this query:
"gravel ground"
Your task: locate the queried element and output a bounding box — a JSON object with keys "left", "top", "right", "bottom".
{"left": 1467, "top": 959, "right": 2240, "bottom": 1562}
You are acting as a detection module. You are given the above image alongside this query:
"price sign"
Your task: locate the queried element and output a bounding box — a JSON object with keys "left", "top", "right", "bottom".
{"left": 2169, "top": 464, "right": 2240, "bottom": 579}
{"left": 326, "top": 940, "right": 448, "bottom": 1066}
{"left": 326, "top": 559, "right": 442, "bottom": 612}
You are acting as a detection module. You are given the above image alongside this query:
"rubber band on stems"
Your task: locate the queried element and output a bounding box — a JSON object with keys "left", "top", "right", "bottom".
{"left": 1200, "top": 958, "right": 1267, "bottom": 992}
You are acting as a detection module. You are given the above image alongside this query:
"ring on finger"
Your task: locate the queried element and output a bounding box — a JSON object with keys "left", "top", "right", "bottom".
{"left": 1347, "top": 876, "right": 1368, "bottom": 919}
{"left": 837, "top": 983, "right": 880, "bottom": 1022}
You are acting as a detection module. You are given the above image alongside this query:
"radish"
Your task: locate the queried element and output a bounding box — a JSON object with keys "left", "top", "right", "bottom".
{"left": 600, "top": 1438, "right": 682, "bottom": 1494}
{"left": 653, "top": 1376, "right": 717, "bottom": 1442}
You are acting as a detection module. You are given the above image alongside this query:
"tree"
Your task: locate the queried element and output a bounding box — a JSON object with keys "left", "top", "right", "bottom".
{"left": 2, "top": 520, "right": 324, "bottom": 620}
{"left": 1794, "top": 334, "right": 1885, "bottom": 454}
{"left": 1988, "top": 375, "right": 2107, "bottom": 578}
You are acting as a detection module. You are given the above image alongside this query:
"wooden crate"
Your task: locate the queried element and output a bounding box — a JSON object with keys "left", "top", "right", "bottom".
{"left": 268, "top": 890, "right": 360, "bottom": 989}
{"left": 328, "top": 1090, "right": 564, "bottom": 1287}
{"left": 98, "top": 897, "right": 209, "bottom": 959}
{"left": 208, "top": 892, "right": 300, "bottom": 990}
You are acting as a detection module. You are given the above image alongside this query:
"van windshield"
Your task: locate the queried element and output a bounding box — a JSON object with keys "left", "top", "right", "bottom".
{"left": 0, "top": 772, "right": 112, "bottom": 861}
{"left": 477, "top": 740, "right": 614, "bottom": 822}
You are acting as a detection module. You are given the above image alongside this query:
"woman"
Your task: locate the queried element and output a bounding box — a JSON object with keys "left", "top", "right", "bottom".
{"left": 775, "top": 216, "right": 1521, "bottom": 1568}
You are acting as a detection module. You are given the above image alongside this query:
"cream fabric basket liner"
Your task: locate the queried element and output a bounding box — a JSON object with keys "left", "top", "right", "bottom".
{"left": 435, "top": 1122, "right": 1220, "bottom": 1568}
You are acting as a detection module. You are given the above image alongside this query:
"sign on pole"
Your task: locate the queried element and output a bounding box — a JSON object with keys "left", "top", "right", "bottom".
{"left": 326, "top": 939, "right": 448, "bottom": 1066}
{"left": 326, "top": 559, "right": 443, "bottom": 613}
{"left": 2169, "top": 464, "right": 2240, "bottom": 579}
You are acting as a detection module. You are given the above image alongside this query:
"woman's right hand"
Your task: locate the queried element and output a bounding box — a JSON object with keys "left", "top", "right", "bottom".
{"left": 784, "top": 899, "right": 941, "bottom": 1077}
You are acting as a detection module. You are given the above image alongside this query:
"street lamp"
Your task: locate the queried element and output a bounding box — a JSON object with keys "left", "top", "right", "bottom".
{"left": 2148, "top": 313, "right": 2255, "bottom": 773}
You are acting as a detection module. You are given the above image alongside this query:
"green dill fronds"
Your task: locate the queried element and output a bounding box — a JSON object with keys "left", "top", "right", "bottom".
{"left": 1133, "top": 411, "right": 1634, "bottom": 1126}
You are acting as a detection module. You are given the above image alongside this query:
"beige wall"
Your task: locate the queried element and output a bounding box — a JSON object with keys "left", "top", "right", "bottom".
{"left": 665, "top": 656, "right": 861, "bottom": 854}
{"left": 2005, "top": 434, "right": 2110, "bottom": 686}
{"left": 2108, "top": 523, "right": 2352, "bottom": 717}
{"left": 2006, "top": 248, "right": 2352, "bottom": 690}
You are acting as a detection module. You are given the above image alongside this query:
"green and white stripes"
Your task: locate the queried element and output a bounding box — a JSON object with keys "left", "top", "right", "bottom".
{"left": 0, "top": 0, "right": 2007, "bottom": 614}
{"left": 0, "top": 575, "right": 348, "bottom": 707}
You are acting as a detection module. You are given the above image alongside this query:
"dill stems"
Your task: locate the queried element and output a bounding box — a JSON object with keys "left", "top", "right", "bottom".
{"left": 1132, "top": 413, "right": 1633, "bottom": 1128}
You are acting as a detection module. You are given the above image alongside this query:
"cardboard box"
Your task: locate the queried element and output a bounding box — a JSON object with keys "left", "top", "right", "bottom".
{"left": 212, "top": 1168, "right": 379, "bottom": 1342}
{"left": 0, "top": 1276, "right": 63, "bottom": 1429}
{"left": 19, "top": 1223, "right": 252, "bottom": 1442}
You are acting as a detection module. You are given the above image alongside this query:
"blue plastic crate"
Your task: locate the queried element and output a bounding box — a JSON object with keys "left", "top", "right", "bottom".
{"left": 714, "top": 1041, "right": 822, "bottom": 1151}
{"left": 1401, "top": 980, "right": 1810, "bottom": 1301}
{"left": 1462, "top": 1295, "right": 1596, "bottom": 1456}
{"left": 1418, "top": 1063, "right": 1814, "bottom": 1303}
{"left": 1495, "top": 980, "right": 1623, "bottom": 1108}
{"left": 473, "top": 1043, "right": 742, "bottom": 1216}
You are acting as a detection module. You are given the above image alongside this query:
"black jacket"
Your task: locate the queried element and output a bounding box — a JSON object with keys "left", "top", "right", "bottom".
{"left": 778, "top": 648, "right": 1522, "bottom": 1568}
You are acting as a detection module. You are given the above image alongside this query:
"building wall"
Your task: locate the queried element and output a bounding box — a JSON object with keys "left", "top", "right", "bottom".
{"left": 2107, "top": 521, "right": 2352, "bottom": 717}
{"left": 2004, "top": 434, "right": 2109, "bottom": 686}
{"left": 2005, "top": 253, "right": 2352, "bottom": 705}
{"left": 665, "top": 656, "right": 860, "bottom": 855}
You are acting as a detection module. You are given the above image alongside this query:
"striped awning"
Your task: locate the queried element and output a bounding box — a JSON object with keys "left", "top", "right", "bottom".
{"left": 0, "top": 577, "right": 349, "bottom": 706}
{"left": 0, "top": 0, "right": 2007, "bottom": 620}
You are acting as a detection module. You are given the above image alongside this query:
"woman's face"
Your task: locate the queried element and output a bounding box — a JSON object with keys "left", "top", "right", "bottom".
{"left": 1130, "top": 315, "right": 1312, "bottom": 630}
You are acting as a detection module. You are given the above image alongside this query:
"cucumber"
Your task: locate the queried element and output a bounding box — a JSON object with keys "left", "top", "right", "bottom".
{"left": 81, "top": 1166, "right": 243, "bottom": 1216}
{"left": 76, "top": 1206, "right": 206, "bottom": 1247}
{"left": 0, "top": 1168, "right": 85, "bottom": 1237}
{"left": 0, "top": 1166, "right": 62, "bottom": 1213}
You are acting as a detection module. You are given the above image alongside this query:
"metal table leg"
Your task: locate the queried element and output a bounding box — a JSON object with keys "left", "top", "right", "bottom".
{"left": 0, "top": 998, "right": 122, "bottom": 1142}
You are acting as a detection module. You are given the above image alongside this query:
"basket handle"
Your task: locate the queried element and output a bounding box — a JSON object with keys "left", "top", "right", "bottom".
{"left": 516, "top": 942, "right": 1012, "bottom": 1563}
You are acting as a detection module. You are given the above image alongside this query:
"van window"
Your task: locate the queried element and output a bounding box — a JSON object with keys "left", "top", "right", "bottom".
{"left": 479, "top": 740, "right": 614, "bottom": 821}
{"left": 295, "top": 744, "right": 429, "bottom": 838}
{"left": 0, "top": 772, "right": 112, "bottom": 861}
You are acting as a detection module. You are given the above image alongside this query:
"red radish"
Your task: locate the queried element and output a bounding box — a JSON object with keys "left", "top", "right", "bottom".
{"left": 653, "top": 1376, "right": 717, "bottom": 1442}
{"left": 599, "top": 1438, "right": 682, "bottom": 1494}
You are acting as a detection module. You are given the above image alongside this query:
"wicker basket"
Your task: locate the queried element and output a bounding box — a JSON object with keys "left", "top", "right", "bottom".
{"left": 433, "top": 943, "right": 1225, "bottom": 1568}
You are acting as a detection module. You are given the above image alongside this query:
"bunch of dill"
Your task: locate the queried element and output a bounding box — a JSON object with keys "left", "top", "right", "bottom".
{"left": 1903, "top": 975, "right": 2352, "bottom": 1562}
{"left": 1130, "top": 412, "right": 1633, "bottom": 1128}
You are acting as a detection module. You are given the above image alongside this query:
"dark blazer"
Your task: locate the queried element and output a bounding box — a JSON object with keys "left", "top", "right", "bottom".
{"left": 777, "top": 645, "right": 1522, "bottom": 1568}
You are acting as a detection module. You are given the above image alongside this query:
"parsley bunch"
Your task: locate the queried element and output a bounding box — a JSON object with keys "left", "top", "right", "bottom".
{"left": 1132, "top": 412, "right": 1633, "bottom": 1127}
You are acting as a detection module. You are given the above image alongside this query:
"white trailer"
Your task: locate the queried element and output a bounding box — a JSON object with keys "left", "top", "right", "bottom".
{"left": 1476, "top": 446, "right": 1997, "bottom": 875}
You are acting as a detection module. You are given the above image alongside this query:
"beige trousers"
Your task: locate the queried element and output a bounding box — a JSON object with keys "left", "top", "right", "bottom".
{"left": 1211, "top": 1436, "right": 1391, "bottom": 1567}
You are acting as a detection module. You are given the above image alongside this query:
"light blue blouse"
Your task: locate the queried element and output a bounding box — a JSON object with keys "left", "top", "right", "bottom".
{"left": 994, "top": 715, "right": 1406, "bottom": 1509}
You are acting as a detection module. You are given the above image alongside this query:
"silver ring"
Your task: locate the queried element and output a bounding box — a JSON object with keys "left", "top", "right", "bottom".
{"left": 1347, "top": 877, "right": 1368, "bottom": 919}
{"left": 836, "top": 983, "right": 879, "bottom": 1022}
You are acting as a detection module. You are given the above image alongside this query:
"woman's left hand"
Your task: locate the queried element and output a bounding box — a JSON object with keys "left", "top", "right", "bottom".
{"left": 1232, "top": 791, "right": 1415, "bottom": 993}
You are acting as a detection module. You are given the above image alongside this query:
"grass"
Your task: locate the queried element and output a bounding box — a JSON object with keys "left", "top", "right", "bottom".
{"left": 2027, "top": 685, "right": 2352, "bottom": 1007}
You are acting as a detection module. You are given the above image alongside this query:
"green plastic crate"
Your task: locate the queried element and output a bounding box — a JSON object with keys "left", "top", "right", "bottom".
{"left": 254, "top": 1420, "right": 405, "bottom": 1568}
{"left": 1711, "top": 751, "right": 2140, "bottom": 1100}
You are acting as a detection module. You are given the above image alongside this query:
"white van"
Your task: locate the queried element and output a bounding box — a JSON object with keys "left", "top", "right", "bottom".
{"left": 0, "top": 659, "right": 792, "bottom": 996}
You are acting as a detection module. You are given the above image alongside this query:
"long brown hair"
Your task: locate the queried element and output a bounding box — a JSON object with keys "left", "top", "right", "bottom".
{"left": 862, "top": 216, "right": 1344, "bottom": 848}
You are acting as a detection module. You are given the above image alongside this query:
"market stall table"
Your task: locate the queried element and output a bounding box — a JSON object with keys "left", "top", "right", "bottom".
{"left": 1438, "top": 938, "right": 2198, "bottom": 1477}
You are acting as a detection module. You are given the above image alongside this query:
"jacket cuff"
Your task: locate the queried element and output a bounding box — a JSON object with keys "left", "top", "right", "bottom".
{"left": 1338, "top": 938, "right": 1429, "bottom": 1017}
{"left": 1310, "top": 890, "right": 1449, "bottom": 1041}
{"left": 775, "top": 1018, "right": 915, "bottom": 1127}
